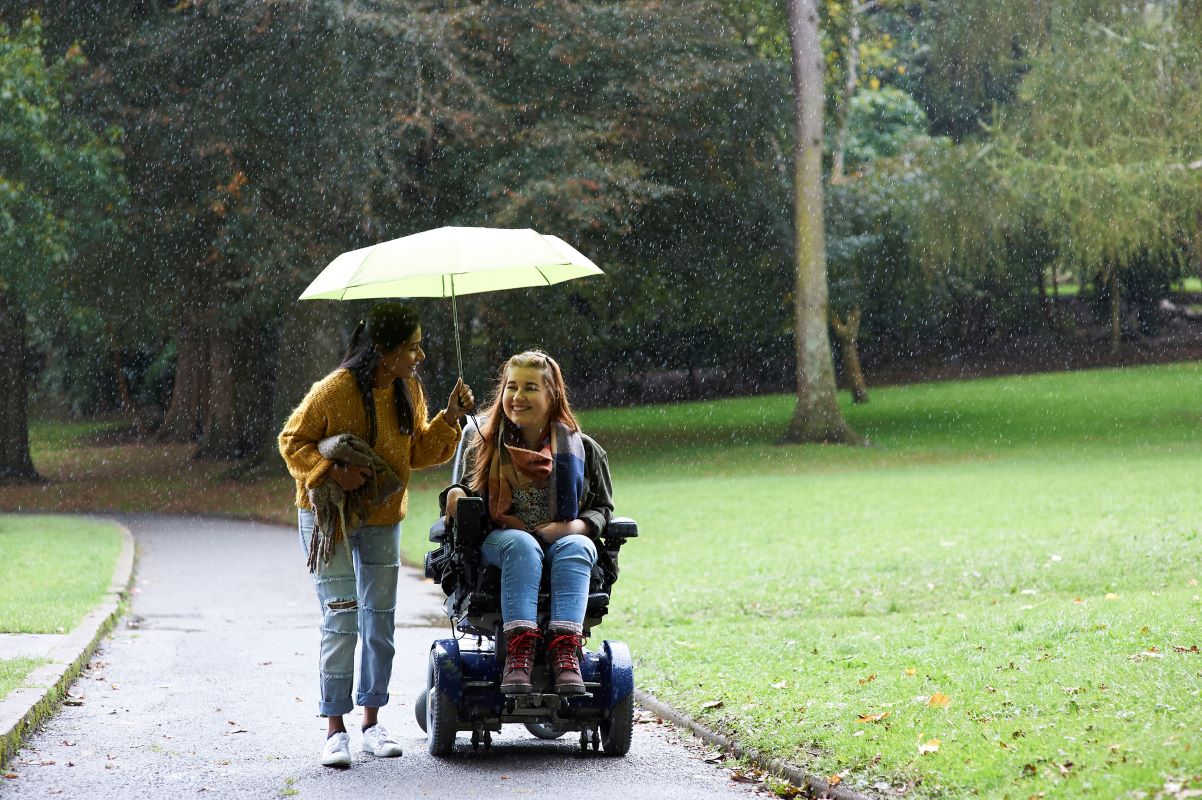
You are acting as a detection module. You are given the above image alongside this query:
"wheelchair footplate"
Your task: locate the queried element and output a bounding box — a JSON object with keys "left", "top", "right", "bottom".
{"left": 503, "top": 684, "right": 601, "bottom": 715}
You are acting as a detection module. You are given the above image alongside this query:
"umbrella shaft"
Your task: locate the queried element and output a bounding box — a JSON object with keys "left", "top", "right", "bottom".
{"left": 451, "top": 276, "right": 464, "bottom": 378}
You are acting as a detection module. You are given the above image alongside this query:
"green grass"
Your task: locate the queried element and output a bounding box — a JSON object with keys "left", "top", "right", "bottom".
{"left": 0, "top": 657, "right": 47, "bottom": 702}
{"left": 0, "top": 516, "right": 123, "bottom": 633}
{"left": 1039, "top": 276, "right": 1200, "bottom": 296}
{"left": 404, "top": 363, "right": 1202, "bottom": 798}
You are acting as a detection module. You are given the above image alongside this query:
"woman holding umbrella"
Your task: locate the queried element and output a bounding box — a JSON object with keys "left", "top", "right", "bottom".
{"left": 279, "top": 302, "right": 475, "bottom": 768}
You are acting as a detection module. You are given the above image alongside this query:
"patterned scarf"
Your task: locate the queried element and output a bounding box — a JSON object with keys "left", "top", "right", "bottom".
{"left": 487, "top": 419, "right": 586, "bottom": 532}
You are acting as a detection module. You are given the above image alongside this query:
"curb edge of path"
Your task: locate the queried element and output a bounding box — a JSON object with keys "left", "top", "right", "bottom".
{"left": 635, "top": 690, "right": 875, "bottom": 800}
{"left": 0, "top": 519, "right": 136, "bottom": 771}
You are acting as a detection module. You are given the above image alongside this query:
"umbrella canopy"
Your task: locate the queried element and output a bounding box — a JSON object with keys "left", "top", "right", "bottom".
{"left": 299, "top": 226, "right": 602, "bottom": 300}
{"left": 299, "top": 226, "right": 604, "bottom": 376}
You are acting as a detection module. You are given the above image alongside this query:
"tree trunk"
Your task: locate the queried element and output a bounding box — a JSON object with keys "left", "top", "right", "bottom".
{"left": 1195, "top": 211, "right": 1202, "bottom": 285}
{"left": 831, "top": 305, "right": 868, "bottom": 404}
{"left": 1037, "top": 267, "right": 1060, "bottom": 333}
{"left": 782, "top": 0, "right": 864, "bottom": 445}
{"left": 109, "top": 348, "right": 150, "bottom": 438}
{"left": 830, "top": 1, "right": 861, "bottom": 184}
{"left": 1108, "top": 271, "right": 1122, "bottom": 355}
{"left": 158, "top": 301, "right": 211, "bottom": 443}
{"left": 0, "top": 292, "right": 43, "bottom": 484}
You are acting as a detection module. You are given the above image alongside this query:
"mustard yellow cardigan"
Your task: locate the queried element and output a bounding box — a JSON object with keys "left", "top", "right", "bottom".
{"left": 278, "top": 369, "right": 461, "bottom": 525}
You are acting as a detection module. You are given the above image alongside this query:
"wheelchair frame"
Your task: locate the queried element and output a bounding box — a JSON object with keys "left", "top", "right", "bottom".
{"left": 417, "top": 425, "right": 638, "bottom": 755}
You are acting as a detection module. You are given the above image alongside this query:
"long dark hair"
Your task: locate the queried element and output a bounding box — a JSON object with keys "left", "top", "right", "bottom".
{"left": 338, "top": 303, "right": 421, "bottom": 442}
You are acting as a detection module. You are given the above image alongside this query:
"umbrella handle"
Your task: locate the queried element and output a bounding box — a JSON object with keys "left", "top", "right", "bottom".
{"left": 449, "top": 274, "right": 480, "bottom": 437}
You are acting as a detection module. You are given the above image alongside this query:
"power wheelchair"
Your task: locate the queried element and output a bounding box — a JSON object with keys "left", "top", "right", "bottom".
{"left": 417, "top": 428, "right": 638, "bottom": 756}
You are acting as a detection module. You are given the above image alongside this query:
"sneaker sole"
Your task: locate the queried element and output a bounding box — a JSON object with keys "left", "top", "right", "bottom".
{"left": 321, "top": 757, "right": 351, "bottom": 768}
{"left": 362, "top": 747, "right": 404, "bottom": 757}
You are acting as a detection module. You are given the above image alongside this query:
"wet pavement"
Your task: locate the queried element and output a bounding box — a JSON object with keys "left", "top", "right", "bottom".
{"left": 0, "top": 515, "right": 760, "bottom": 799}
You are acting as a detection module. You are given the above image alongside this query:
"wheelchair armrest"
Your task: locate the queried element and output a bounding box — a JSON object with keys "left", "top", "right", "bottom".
{"left": 602, "top": 517, "right": 638, "bottom": 546}
{"left": 452, "top": 496, "right": 487, "bottom": 550}
{"left": 429, "top": 518, "right": 449, "bottom": 543}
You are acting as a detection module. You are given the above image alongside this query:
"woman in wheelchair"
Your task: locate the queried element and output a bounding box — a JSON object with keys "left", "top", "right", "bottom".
{"left": 442, "top": 350, "right": 613, "bottom": 696}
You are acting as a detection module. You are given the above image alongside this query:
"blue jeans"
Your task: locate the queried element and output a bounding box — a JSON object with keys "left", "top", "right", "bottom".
{"left": 480, "top": 528, "right": 597, "bottom": 629}
{"left": 298, "top": 508, "right": 400, "bottom": 717}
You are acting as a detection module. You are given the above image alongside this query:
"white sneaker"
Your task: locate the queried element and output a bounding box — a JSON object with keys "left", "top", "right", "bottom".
{"left": 321, "top": 731, "right": 352, "bottom": 767}
{"left": 361, "top": 724, "right": 404, "bottom": 757}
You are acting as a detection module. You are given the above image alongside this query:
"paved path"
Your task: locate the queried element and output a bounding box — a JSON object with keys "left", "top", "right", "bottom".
{"left": 1, "top": 515, "right": 759, "bottom": 799}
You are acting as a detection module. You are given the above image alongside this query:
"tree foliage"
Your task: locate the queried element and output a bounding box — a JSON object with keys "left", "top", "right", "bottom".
{"left": 0, "top": 13, "right": 125, "bottom": 479}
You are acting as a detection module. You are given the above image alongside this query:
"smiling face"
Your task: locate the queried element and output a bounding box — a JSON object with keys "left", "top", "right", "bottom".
{"left": 502, "top": 365, "right": 552, "bottom": 433}
{"left": 376, "top": 326, "right": 425, "bottom": 383}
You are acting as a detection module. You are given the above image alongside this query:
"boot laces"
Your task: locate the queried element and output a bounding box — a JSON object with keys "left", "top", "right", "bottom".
{"left": 506, "top": 629, "right": 540, "bottom": 671}
{"left": 548, "top": 633, "right": 582, "bottom": 671}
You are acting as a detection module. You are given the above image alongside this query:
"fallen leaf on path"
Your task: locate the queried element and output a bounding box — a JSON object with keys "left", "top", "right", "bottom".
{"left": 1172, "top": 645, "right": 1199, "bottom": 653}
{"left": 1062, "top": 686, "right": 1084, "bottom": 695}
{"left": 1072, "top": 598, "right": 1085, "bottom": 605}
{"left": 1130, "top": 649, "right": 1164, "bottom": 662}
{"left": 857, "top": 712, "right": 890, "bottom": 723}
{"left": 700, "top": 700, "right": 723, "bottom": 710}
{"left": 904, "top": 667, "right": 917, "bottom": 677}
{"left": 858, "top": 674, "right": 876, "bottom": 685}
{"left": 3, "top": 773, "right": 17, "bottom": 780}
{"left": 917, "top": 738, "right": 940, "bottom": 755}
{"left": 62, "top": 699, "right": 84, "bottom": 707}
{"left": 1056, "top": 761, "right": 1074, "bottom": 777}
{"left": 827, "top": 774, "right": 843, "bottom": 786}
{"left": 729, "top": 770, "right": 761, "bottom": 783}
{"left": 927, "top": 692, "right": 951, "bottom": 707}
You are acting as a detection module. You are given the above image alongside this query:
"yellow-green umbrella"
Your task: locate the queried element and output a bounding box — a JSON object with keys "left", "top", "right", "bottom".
{"left": 300, "top": 226, "right": 604, "bottom": 375}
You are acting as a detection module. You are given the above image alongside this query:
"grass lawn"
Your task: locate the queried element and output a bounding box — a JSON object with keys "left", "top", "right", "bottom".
{"left": 0, "top": 515, "right": 123, "bottom": 634}
{"left": 8, "top": 365, "right": 1202, "bottom": 797}
{"left": 0, "top": 657, "right": 48, "bottom": 704}
{"left": 1040, "top": 276, "right": 1200, "bottom": 296}
{"left": 410, "top": 364, "right": 1202, "bottom": 799}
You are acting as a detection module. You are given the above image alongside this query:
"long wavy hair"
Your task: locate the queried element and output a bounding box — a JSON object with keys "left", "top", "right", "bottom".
{"left": 338, "top": 302, "right": 421, "bottom": 442}
{"left": 467, "top": 350, "right": 579, "bottom": 493}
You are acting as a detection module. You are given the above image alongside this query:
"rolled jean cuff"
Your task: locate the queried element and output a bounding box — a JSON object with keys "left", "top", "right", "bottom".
{"left": 356, "top": 691, "right": 389, "bottom": 708}
{"left": 319, "top": 698, "right": 354, "bottom": 717}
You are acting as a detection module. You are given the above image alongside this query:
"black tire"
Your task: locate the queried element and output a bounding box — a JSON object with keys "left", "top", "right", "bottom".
{"left": 415, "top": 689, "right": 428, "bottom": 733}
{"left": 426, "top": 647, "right": 459, "bottom": 757}
{"left": 427, "top": 687, "right": 458, "bottom": 757}
{"left": 524, "top": 721, "right": 567, "bottom": 740}
{"left": 599, "top": 693, "right": 633, "bottom": 756}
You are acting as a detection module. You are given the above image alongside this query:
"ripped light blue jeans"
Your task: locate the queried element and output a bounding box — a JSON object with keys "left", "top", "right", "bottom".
{"left": 298, "top": 508, "right": 400, "bottom": 717}
{"left": 480, "top": 528, "right": 597, "bottom": 629}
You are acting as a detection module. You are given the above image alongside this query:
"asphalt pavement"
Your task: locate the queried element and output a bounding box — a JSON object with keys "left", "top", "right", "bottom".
{"left": 0, "top": 515, "right": 761, "bottom": 799}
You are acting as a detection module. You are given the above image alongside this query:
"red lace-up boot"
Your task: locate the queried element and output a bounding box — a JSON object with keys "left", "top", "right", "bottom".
{"left": 500, "top": 626, "right": 540, "bottom": 694}
{"left": 546, "top": 624, "right": 586, "bottom": 695}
